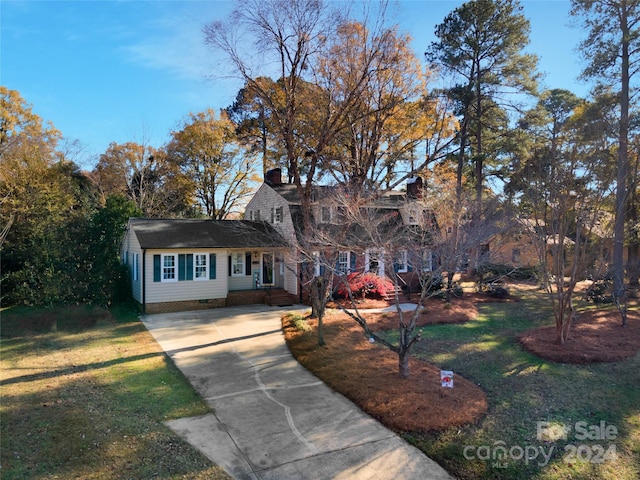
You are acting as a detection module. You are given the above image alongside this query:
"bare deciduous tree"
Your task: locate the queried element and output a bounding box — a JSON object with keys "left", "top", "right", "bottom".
{"left": 205, "top": 0, "right": 447, "bottom": 318}
{"left": 509, "top": 91, "right": 617, "bottom": 344}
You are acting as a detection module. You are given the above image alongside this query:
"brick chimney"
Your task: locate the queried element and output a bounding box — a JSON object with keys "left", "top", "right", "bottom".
{"left": 406, "top": 176, "right": 423, "bottom": 199}
{"left": 265, "top": 168, "right": 282, "bottom": 186}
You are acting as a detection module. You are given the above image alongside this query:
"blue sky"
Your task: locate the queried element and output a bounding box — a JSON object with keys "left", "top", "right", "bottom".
{"left": 2, "top": 0, "right": 592, "bottom": 168}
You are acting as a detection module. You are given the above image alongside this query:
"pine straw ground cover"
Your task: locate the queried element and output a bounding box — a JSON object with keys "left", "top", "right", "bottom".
{"left": 283, "top": 284, "right": 640, "bottom": 480}
{"left": 519, "top": 307, "right": 640, "bottom": 363}
{"left": 283, "top": 295, "right": 489, "bottom": 432}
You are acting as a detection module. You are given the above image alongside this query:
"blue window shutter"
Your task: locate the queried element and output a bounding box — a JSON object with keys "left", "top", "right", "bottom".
{"left": 178, "top": 254, "right": 186, "bottom": 281}
{"left": 350, "top": 251, "right": 356, "bottom": 272}
{"left": 153, "top": 255, "right": 161, "bottom": 282}
{"left": 228, "top": 255, "right": 232, "bottom": 276}
{"left": 186, "top": 254, "right": 193, "bottom": 281}
{"left": 210, "top": 254, "right": 217, "bottom": 279}
{"left": 246, "top": 252, "right": 252, "bottom": 275}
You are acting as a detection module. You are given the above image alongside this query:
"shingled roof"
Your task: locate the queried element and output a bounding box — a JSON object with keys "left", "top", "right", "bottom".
{"left": 129, "top": 218, "right": 289, "bottom": 249}
{"left": 271, "top": 183, "right": 411, "bottom": 208}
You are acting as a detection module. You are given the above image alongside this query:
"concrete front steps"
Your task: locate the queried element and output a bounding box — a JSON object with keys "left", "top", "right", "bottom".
{"left": 265, "top": 288, "right": 296, "bottom": 306}
{"left": 225, "top": 288, "right": 296, "bottom": 307}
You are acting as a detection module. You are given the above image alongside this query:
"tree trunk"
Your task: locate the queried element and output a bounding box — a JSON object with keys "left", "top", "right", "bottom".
{"left": 317, "top": 311, "right": 326, "bottom": 347}
{"left": 555, "top": 293, "right": 574, "bottom": 345}
{"left": 628, "top": 176, "right": 639, "bottom": 288}
{"left": 613, "top": 1, "right": 630, "bottom": 326}
{"left": 398, "top": 347, "right": 410, "bottom": 379}
{"left": 311, "top": 277, "right": 327, "bottom": 346}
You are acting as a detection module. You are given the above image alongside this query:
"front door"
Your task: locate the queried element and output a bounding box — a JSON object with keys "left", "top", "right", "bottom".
{"left": 262, "top": 252, "right": 274, "bottom": 286}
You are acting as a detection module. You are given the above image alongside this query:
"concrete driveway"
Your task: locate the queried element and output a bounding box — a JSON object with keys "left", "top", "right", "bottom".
{"left": 142, "top": 305, "right": 452, "bottom": 480}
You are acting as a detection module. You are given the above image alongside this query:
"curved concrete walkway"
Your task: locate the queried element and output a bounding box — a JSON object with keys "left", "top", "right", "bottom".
{"left": 142, "top": 305, "right": 452, "bottom": 480}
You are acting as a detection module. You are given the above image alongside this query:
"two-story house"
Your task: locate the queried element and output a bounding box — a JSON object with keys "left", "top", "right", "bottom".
{"left": 244, "top": 169, "right": 439, "bottom": 299}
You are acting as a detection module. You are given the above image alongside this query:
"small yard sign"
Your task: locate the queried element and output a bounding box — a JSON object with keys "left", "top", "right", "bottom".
{"left": 441, "top": 370, "right": 453, "bottom": 388}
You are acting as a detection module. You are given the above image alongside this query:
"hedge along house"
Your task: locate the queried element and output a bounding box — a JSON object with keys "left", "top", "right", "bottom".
{"left": 121, "top": 218, "right": 293, "bottom": 313}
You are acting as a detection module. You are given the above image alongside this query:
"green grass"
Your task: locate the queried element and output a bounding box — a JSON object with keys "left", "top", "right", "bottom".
{"left": 0, "top": 305, "right": 231, "bottom": 480}
{"left": 284, "top": 311, "right": 312, "bottom": 332}
{"left": 383, "top": 291, "right": 640, "bottom": 480}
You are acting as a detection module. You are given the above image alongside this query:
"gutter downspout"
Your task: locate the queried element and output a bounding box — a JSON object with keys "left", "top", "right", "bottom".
{"left": 142, "top": 249, "right": 146, "bottom": 314}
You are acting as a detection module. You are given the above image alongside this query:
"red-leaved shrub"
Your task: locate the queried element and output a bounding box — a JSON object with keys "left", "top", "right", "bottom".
{"left": 334, "top": 272, "right": 394, "bottom": 299}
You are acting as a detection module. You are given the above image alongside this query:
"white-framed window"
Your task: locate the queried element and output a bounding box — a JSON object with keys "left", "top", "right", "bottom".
{"left": 162, "top": 254, "right": 178, "bottom": 282}
{"left": 395, "top": 250, "right": 408, "bottom": 273}
{"left": 231, "top": 252, "right": 245, "bottom": 276}
{"left": 312, "top": 251, "right": 321, "bottom": 277}
{"left": 365, "top": 249, "right": 384, "bottom": 276}
{"left": 271, "top": 206, "right": 283, "bottom": 223}
{"left": 337, "top": 251, "right": 350, "bottom": 274}
{"left": 195, "top": 254, "right": 208, "bottom": 279}
{"left": 422, "top": 250, "right": 433, "bottom": 272}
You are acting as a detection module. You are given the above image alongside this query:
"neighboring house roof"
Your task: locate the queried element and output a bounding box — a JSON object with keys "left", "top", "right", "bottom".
{"left": 129, "top": 218, "right": 289, "bottom": 249}
{"left": 545, "top": 234, "right": 575, "bottom": 246}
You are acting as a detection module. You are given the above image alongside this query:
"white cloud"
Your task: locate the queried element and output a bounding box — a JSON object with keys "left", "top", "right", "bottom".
{"left": 120, "top": 2, "right": 234, "bottom": 82}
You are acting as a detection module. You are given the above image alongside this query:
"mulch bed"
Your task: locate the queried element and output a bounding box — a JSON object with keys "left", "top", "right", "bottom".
{"left": 519, "top": 307, "right": 640, "bottom": 363}
{"left": 283, "top": 296, "right": 488, "bottom": 432}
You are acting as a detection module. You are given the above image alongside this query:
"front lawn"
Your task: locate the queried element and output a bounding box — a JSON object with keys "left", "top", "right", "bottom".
{"left": 0, "top": 305, "right": 231, "bottom": 480}
{"left": 284, "top": 285, "right": 640, "bottom": 480}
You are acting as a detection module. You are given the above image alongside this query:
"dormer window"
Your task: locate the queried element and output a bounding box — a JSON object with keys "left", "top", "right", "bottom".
{"left": 271, "top": 206, "right": 283, "bottom": 223}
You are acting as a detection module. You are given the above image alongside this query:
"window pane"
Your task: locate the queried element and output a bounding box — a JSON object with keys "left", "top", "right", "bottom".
{"left": 232, "top": 252, "right": 244, "bottom": 275}
{"left": 422, "top": 251, "right": 432, "bottom": 271}
{"left": 395, "top": 250, "right": 407, "bottom": 272}
{"left": 338, "top": 251, "right": 348, "bottom": 273}
{"left": 195, "top": 254, "right": 207, "bottom": 278}
{"left": 163, "top": 255, "right": 176, "bottom": 280}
